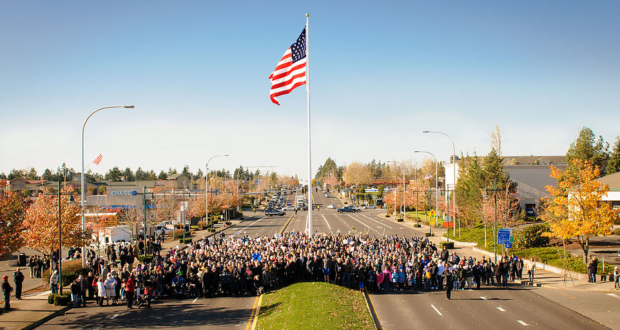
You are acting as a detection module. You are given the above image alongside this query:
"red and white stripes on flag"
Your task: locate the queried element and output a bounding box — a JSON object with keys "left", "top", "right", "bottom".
{"left": 93, "top": 154, "right": 103, "bottom": 165}
{"left": 268, "top": 28, "right": 307, "bottom": 105}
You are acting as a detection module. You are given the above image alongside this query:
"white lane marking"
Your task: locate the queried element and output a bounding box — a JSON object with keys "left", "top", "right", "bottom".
{"left": 193, "top": 297, "right": 198, "bottom": 303}
{"left": 321, "top": 215, "right": 331, "bottom": 230}
{"left": 345, "top": 214, "right": 381, "bottom": 234}
{"left": 361, "top": 214, "right": 393, "bottom": 229}
{"left": 607, "top": 293, "right": 620, "bottom": 299}
{"left": 480, "top": 296, "right": 487, "bottom": 300}
{"left": 468, "top": 289, "right": 474, "bottom": 291}
{"left": 240, "top": 217, "right": 267, "bottom": 231}
{"left": 430, "top": 304, "right": 443, "bottom": 316}
{"left": 110, "top": 313, "right": 119, "bottom": 319}
{"left": 497, "top": 307, "right": 506, "bottom": 312}
{"left": 517, "top": 320, "right": 529, "bottom": 326}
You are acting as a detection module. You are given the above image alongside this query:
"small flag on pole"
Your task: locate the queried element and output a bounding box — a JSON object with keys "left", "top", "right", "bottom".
{"left": 424, "top": 173, "right": 432, "bottom": 180}
{"left": 93, "top": 154, "right": 103, "bottom": 165}
{"left": 268, "top": 27, "right": 307, "bottom": 105}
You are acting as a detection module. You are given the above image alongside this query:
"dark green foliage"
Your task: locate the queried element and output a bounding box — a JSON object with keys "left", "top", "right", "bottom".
{"left": 566, "top": 127, "right": 609, "bottom": 176}
{"left": 179, "top": 238, "right": 192, "bottom": 244}
{"left": 514, "top": 224, "right": 550, "bottom": 249}
{"left": 53, "top": 293, "right": 71, "bottom": 306}
{"left": 440, "top": 242, "right": 454, "bottom": 249}
{"left": 137, "top": 255, "right": 154, "bottom": 264}
{"left": 607, "top": 136, "right": 620, "bottom": 175}
{"left": 425, "top": 233, "right": 434, "bottom": 237}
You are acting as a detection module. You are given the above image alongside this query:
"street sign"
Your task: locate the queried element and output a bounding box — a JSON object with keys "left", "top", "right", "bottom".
{"left": 504, "top": 243, "right": 512, "bottom": 249}
{"left": 429, "top": 210, "right": 436, "bottom": 218}
{"left": 497, "top": 229, "right": 511, "bottom": 244}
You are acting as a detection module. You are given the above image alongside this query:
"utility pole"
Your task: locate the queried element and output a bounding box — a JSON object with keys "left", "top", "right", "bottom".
{"left": 57, "top": 181, "right": 63, "bottom": 295}
{"left": 493, "top": 181, "right": 498, "bottom": 264}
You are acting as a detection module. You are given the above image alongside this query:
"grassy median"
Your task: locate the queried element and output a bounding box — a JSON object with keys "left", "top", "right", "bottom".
{"left": 257, "top": 282, "right": 374, "bottom": 330}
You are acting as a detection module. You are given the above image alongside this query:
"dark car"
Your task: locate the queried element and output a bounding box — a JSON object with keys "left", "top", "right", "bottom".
{"left": 338, "top": 206, "right": 360, "bottom": 213}
{"left": 265, "top": 208, "right": 286, "bottom": 216}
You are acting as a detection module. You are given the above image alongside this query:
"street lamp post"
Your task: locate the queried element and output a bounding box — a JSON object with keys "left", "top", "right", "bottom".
{"left": 414, "top": 151, "right": 438, "bottom": 236}
{"left": 423, "top": 130, "right": 457, "bottom": 238}
{"left": 81, "top": 105, "right": 134, "bottom": 267}
{"left": 205, "top": 155, "right": 229, "bottom": 228}
{"left": 387, "top": 161, "right": 406, "bottom": 219}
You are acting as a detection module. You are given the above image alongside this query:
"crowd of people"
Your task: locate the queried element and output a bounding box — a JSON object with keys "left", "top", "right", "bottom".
{"left": 58, "top": 230, "right": 537, "bottom": 308}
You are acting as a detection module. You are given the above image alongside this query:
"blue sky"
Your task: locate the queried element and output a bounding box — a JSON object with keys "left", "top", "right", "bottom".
{"left": 1, "top": 1, "right": 619, "bottom": 181}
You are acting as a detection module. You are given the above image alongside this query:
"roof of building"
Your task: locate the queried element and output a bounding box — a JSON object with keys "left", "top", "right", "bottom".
{"left": 167, "top": 173, "right": 189, "bottom": 180}
{"left": 598, "top": 172, "right": 620, "bottom": 190}
{"left": 503, "top": 156, "right": 567, "bottom": 166}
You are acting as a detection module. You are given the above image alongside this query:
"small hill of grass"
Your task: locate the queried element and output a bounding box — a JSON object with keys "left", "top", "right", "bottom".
{"left": 257, "top": 282, "right": 374, "bottom": 330}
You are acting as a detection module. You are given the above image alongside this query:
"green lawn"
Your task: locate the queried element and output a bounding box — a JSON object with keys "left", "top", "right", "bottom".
{"left": 257, "top": 282, "right": 374, "bottom": 330}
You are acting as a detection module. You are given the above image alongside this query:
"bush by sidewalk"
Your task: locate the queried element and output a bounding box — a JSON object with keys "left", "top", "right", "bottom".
{"left": 43, "top": 260, "right": 89, "bottom": 286}
{"left": 47, "top": 293, "right": 71, "bottom": 306}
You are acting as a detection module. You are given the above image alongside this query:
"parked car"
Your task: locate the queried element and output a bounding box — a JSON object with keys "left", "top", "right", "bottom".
{"left": 327, "top": 204, "right": 336, "bottom": 209}
{"left": 265, "top": 208, "right": 286, "bottom": 216}
{"left": 325, "top": 193, "right": 330, "bottom": 198}
{"left": 362, "top": 205, "right": 378, "bottom": 209}
{"left": 338, "top": 206, "right": 361, "bottom": 213}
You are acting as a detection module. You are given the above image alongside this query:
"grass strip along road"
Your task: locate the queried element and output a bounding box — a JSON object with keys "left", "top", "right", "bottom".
{"left": 256, "top": 282, "right": 374, "bottom": 330}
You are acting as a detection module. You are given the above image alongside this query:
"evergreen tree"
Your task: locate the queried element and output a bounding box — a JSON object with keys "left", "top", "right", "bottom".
{"left": 194, "top": 168, "right": 204, "bottom": 181}
{"left": 105, "top": 166, "right": 123, "bottom": 182}
{"left": 0, "top": 172, "right": 6, "bottom": 180}
{"left": 42, "top": 169, "right": 53, "bottom": 181}
{"left": 122, "top": 167, "right": 135, "bottom": 181}
{"left": 148, "top": 170, "right": 158, "bottom": 180}
{"left": 182, "top": 165, "right": 192, "bottom": 179}
{"left": 158, "top": 170, "right": 168, "bottom": 180}
{"left": 8, "top": 169, "right": 24, "bottom": 180}
{"left": 607, "top": 136, "right": 620, "bottom": 175}
{"left": 167, "top": 167, "right": 178, "bottom": 176}
{"left": 566, "top": 127, "right": 609, "bottom": 176}
{"left": 135, "top": 167, "right": 147, "bottom": 180}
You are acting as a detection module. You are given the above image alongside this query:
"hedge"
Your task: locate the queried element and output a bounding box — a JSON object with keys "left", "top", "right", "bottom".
{"left": 179, "top": 238, "right": 192, "bottom": 244}
{"left": 43, "top": 260, "right": 90, "bottom": 287}
{"left": 413, "top": 224, "right": 421, "bottom": 228}
{"left": 170, "top": 230, "right": 191, "bottom": 239}
{"left": 137, "top": 255, "right": 154, "bottom": 264}
{"left": 47, "top": 293, "right": 71, "bottom": 306}
{"left": 225, "top": 221, "right": 232, "bottom": 225}
{"left": 440, "top": 242, "right": 454, "bottom": 249}
{"left": 207, "top": 228, "right": 216, "bottom": 232}
{"left": 425, "top": 233, "right": 434, "bottom": 237}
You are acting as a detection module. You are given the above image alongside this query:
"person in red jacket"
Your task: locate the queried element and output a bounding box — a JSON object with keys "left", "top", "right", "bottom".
{"left": 125, "top": 274, "right": 135, "bottom": 309}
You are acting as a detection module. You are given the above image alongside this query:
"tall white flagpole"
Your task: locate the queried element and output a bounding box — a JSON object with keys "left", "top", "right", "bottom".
{"left": 306, "top": 13, "right": 313, "bottom": 236}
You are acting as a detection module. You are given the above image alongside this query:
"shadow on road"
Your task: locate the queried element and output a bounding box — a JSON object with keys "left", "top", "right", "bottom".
{"left": 51, "top": 304, "right": 252, "bottom": 329}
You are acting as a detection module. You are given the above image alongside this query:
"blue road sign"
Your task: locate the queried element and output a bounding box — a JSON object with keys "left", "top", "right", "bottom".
{"left": 497, "top": 229, "right": 511, "bottom": 244}
{"left": 504, "top": 243, "right": 512, "bottom": 249}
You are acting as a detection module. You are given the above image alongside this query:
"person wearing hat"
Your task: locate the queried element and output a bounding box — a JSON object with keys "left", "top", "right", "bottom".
{"left": 13, "top": 268, "right": 24, "bottom": 300}
{"left": 125, "top": 274, "right": 135, "bottom": 309}
{"left": 2, "top": 275, "right": 13, "bottom": 310}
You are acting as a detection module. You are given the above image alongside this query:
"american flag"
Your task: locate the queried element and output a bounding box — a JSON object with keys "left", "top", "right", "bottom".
{"left": 424, "top": 173, "right": 432, "bottom": 180}
{"left": 268, "top": 28, "right": 307, "bottom": 105}
{"left": 93, "top": 154, "right": 103, "bottom": 165}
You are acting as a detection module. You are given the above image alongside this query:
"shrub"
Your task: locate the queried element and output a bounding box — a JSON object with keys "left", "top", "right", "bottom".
{"left": 413, "top": 224, "right": 421, "bottom": 228}
{"left": 440, "top": 242, "right": 454, "bottom": 249}
{"left": 54, "top": 293, "right": 71, "bottom": 306}
{"left": 207, "top": 228, "right": 216, "bottom": 232}
{"left": 612, "top": 228, "right": 620, "bottom": 235}
{"left": 514, "top": 224, "right": 550, "bottom": 249}
{"left": 137, "top": 255, "right": 154, "bottom": 264}
{"left": 397, "top": 218, "right": 404, "bottom": 222}
{"left": 179, "top": 238, "right": 192, "bottom": 244}
{"left": 190, "top": 225, "right": 199, "bottom": 230}
{"left": 171, "top": 230, "right": 191, "bottom": 239}
{"left": 425, "top": 233, "right": 434, "bottom": 237}
{"left": 225, "top": 221, "right": 231, "bottom": 225}
{"left": 48, "top": 293, "right": 55, "bottom": 304}
{"left": 43, "top": 260, "right": 89, "bottom": 286}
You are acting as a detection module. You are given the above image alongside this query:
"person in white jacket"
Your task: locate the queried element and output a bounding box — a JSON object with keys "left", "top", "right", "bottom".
{"left": 50, "top": 270, "right": 59, "bottom": 294}
{"left": 104, "top": 273, "right": 116, "bottom": 306}
{"left": 96, "top": 277, "right": 106, "bottom": 307}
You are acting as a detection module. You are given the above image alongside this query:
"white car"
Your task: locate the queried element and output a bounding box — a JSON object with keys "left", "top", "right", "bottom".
{"left": 327, "top": 204, "right": 336, "bottom": 209}
{"left": 362, "top": 205, "right": 378, "bottom": 209}
{"left": 282, "top": 205, "right": 296, "bottom": 211}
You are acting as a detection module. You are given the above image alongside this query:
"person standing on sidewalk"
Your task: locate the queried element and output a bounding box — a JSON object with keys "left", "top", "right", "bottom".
{"left": 2, "top": 275, "right": 13, "bottom": 311}
{"left": 588, "top": 257, "right": 598, "bottom": 283}
{"left": 443, "top": 269, "right": 453, "bottom": 300}
{"left": 78, "top": 274, "right": 88, "bottom": 307}
{"left": 70, "top": 279, "right": 81, "bottom": 308}
{"left": 50, "top": 270, "right": 59, "bottom": 294}
{"left": 13, "top": 268, "right": 24, "bottom": 299}
{"left": 125, "top": 274, "right": 135, "bottom": 309}
{"left": 528, "top": 259, "right": 536, "bottom": 283}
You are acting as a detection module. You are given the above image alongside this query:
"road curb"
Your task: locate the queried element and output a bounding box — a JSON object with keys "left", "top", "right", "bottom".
{"left": 363, "top": 288, "right": 382, "bottom": 330}
{"left": 248, "top": 294, "right": 263, "bottom": 330}
{"left": 20, "top": 305, "right": 72, "bottom": 330}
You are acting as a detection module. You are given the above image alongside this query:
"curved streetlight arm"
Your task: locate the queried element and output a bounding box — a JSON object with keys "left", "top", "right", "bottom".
{"left": 81, "top": 105, "right": 133, "bottom": 267}
{"left": 422, "top": 130, "right": 457, "bottom": 237}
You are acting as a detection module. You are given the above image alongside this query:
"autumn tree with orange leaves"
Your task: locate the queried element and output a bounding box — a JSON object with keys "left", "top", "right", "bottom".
{"left": 544, "top": 159, "right": 620, "bottom": 263}
{"left": 22, "top": 187, "right": 89, "bottom": 256}
{"left": 0, "top": 192, "right": 31, "bottom": 257}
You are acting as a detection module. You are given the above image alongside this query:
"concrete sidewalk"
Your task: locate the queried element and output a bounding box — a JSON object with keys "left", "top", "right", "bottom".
{"left": 377, "top": 214, "right": 619, "bottom": 293}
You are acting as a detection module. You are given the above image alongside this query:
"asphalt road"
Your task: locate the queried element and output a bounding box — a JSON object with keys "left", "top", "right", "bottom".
{"left": 39, "top": 295, "right": 258, "bottom": 330}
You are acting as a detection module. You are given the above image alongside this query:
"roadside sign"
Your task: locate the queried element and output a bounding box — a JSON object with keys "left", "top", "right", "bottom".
{"left": 505, "top": 243, "right": 512, "bottom": 249}
{"left": 429, "top": 210, "right": 436, "bottom": 218}
{"left": 497, "top": 229, "right": 511, "bottom": 244}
